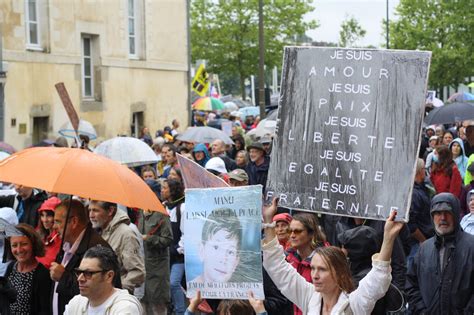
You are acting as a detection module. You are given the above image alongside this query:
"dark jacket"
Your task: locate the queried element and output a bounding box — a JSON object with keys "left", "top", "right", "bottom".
{"left": 339, "top": 225, "right": 405, "bottom": 315}
{"left": 0, "top": 190, "right": 47, "bottom": 227}
{"left": 53, "top": 224, "right": 111, "bottom": 315}
{"left": 6, "top": 261, "right": 52, "bottom": 315}
{"left": 408, "top": 182, "right": 435, "bottom": 243}
{"left": 406, "top": 193, "right": 474, "bottom": 314}
{"left": 137, "top": 210, "right": 173, "bottom": 305}
{"left": 246, "top": 155, "right": 270, "bottom": 190}
{"left": 336, "top": 217, "right": 408, "bottom": 290}
{"left": 166, "top": 200, "right": 185, "bottom": 265}
{"left": 0, "top": 276, "right": 16, "bottom": 315}
{"left": 220, "top": 154, "right": 237, "bottom": 172}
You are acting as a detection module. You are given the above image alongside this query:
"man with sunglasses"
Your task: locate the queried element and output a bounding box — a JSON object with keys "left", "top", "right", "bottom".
{"left": 64, "top": 245, "right": 143, "bottom": 314}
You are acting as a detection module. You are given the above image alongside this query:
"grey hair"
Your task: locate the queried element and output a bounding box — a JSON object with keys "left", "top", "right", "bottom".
{"left": 416, "top": 158, "right": 425, "bottom": 175}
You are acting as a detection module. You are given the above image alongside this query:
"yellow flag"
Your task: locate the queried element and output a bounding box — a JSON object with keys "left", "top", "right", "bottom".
{"left": 191, "top": 64, "right": 210, "bottom": 96}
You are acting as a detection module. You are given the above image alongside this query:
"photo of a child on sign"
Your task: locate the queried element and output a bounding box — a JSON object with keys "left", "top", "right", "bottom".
{"left": 185, "top": 186, "right": 265, "bottom": 300}
{"left": 192, "top": 208, "right": 241, "bottom": 284}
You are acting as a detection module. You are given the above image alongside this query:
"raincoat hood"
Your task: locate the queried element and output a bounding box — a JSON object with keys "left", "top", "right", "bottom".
{"left": 106, "top": 208, "right": 131, "bottom": 232}
{"left": 337, "top": 225, "right": 380, "bottom": 274}
{"left": 430, "top": 192, "right": 461, "bottom": 235}
{"left": 467, "top": 189, "right": 474, "bottom": 213}
{"left": 449, "top": 138, "right": 466, "bottom": 158}
{"left": 192, "top": 143, "right": 211, "bottom": 167}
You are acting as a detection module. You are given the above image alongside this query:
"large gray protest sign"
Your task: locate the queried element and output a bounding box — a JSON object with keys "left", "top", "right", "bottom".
{"left": 266, "top": 47, "right": 431, "bottom": 221}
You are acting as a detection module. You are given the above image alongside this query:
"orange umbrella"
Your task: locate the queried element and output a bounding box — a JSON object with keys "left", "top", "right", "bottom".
{"left": 0, "top": 147, "right": 166, "bottom": 213}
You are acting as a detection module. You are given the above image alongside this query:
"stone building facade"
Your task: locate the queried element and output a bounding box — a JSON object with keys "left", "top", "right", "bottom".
{"left": 0, "top": 0, "right": 189, "bottom": 148}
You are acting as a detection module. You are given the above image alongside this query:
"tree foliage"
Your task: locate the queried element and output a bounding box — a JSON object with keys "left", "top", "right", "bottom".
{"left": 389, "top": 0, "right": 474, "bottom": 95}
{"left": 190, "top": 0, "right": 317, "bottom": 98}
{"left": 339, "top": 16, "right": 366, "bottom": 47}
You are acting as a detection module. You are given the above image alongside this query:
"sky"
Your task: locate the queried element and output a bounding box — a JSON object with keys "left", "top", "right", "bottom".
{"left": 304, "top": 0, "right": 400, "bottom": 48}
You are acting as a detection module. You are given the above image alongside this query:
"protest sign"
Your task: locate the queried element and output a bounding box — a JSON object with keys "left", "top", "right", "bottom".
{"left": 185, "top": 185, "right": 264, "bottom": 300}
{"left": 177, "top": 153, "right": 229, "bottom": 189}
{"left": 266, "top": 47, "right": 431, "bottom": 222}
{"left": 221, "top": 121, "right": 233, "bottom": 137}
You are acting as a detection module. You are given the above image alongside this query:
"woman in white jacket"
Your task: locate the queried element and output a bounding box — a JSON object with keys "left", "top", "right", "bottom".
{"left": 262, "top": 199, "right": 403, "bottom": 315}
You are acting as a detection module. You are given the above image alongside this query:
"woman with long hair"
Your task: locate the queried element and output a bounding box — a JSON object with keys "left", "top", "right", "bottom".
{"left": 262, "top": 199, "right": 403, "bottom": 314}
{"left": 430, "top": 145, "right": 463, "bottom": 198}
{"left": 285, "top": 212, "right": 329, "bottom": 315}
{"left": 161, "top": 178, "right": 186, "bottom": 315}
{"left": 36, "top": 197, "right": 62, "bottom": 269}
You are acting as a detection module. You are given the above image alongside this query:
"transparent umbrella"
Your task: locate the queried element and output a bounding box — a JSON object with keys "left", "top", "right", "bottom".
{"left": 177, "top": 127, "right": 234, "bottom": 145}
{"left": 59, "top": 119, "right": 97, "bottom": 140}
{"left": 0, "top": 218, "right": 23, "bottom": 238}
{"left": 94, "top": 136, "right": 159, "bottom": 167}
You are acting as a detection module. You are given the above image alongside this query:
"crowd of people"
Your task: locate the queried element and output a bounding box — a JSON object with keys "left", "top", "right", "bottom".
{"left": 0, "top": 111, "right": 473, "bottom": 315}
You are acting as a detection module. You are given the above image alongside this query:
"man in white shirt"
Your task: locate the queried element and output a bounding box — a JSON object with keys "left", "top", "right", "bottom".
{"left": 64, "top": 245, "right": 143, "bottom": 314}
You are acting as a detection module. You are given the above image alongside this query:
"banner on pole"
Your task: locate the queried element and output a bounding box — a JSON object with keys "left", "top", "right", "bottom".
{"left": 55, "top": 82, "right": 79, "bottom": 133}
{"left": 177, "top": 154, "right": 229, "bottom": 189}
{"left": 185, "top": 185, "right": 264, "bottom": 299}
{"left": 266, "top": 47, "right": 431, "bottom": 222}
{"left": 192, "top": 64, "right": 210, "bottom": 97}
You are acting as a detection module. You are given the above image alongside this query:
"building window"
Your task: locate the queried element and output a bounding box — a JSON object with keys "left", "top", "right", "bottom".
{"left": 128, "top": 0, "right": 137, "bottom": 57}
{"left": 82, "top": 36, "right": 93, "bottom": 98}
{"left": 25, "top": 0, "right": 40, "bottom": 48}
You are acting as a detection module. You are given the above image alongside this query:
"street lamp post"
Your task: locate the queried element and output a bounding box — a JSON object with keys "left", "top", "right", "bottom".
{"left": 258, "top": 0, "right": 266, "bottom": 118}
{"left": 386, "top": 0, "right": 390, "bottom": 49}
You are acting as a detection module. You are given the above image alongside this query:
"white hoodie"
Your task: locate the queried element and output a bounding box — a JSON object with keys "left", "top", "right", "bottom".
{"left": 64, "top": 289, "right": 143, "bottom": 315}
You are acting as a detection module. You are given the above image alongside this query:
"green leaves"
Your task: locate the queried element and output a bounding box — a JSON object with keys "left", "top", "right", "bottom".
{"left": 390, "top": 0, "right": 474, "bottom": 92}
{"left": 339, "top": 16, "right": 367, "bottom": 47}
{"left": 190, "top": 0, "right": 316, "bottom": 97}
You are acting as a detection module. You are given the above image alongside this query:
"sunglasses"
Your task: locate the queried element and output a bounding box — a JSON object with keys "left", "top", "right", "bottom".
{"left": 74, "top": 268, "right": 108, "bottom": 279}
{"left": 289, "top": 228, "right": 305, "bottom": 235}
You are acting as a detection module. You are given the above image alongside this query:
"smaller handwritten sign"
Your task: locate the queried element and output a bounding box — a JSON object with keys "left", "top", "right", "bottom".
{"left": 185, "top": 185, "right": 264, "bottom": 300}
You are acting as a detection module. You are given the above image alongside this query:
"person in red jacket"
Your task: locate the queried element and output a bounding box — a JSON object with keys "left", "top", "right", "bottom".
{"left": 36, "top": 196, "right": 62, "bottom": 268}
{"left": 430, "top": 145, "right": 463, "bottom": 199}
{"left": 285, "top": 212, "right": 328, "bottom": 315}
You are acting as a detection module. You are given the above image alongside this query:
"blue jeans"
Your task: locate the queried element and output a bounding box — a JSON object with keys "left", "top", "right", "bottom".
{"left": 170, "top": 263, "right": 186, "bottom": 315}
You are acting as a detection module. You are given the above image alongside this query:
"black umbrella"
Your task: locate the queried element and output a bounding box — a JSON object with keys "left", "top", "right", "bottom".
{"left": 424, "top": 102, "right": 474, "bottom": 125}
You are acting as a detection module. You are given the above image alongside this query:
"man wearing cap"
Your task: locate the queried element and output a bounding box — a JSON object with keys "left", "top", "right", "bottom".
{"left": 406, "top": 192, "right": 474, "bottom": 314}
{"left": 245, "top": 142, "right": 270, "bottom": 190}
{"left": 205, "top": 157, "right": 229, "bottom": 184}
{"left": 260, "top": 135, "right": 273, "bottom": 156}
{"left": 228, "top": 169, "right": 249, "bottom": 187}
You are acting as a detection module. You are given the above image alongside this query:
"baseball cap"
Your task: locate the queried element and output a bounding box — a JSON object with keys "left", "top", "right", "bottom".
{"left": 38, "top": 197, "right": 62, "bottom": 212}
{"left": 205, "top": 157, "right": 227, "bottom": 174}
{"left": 272, "top": 213, "right": 293, "bottom": 224}
{"left": 228, "top": 169, "right": 248, "bottom": 182}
